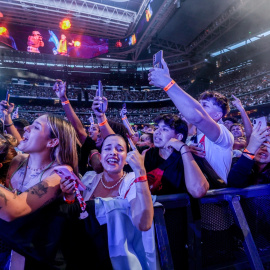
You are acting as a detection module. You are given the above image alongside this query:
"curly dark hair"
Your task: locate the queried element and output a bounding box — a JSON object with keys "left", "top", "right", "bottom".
{"left": 154, "top": 114, "right": 188, "bottom": 143}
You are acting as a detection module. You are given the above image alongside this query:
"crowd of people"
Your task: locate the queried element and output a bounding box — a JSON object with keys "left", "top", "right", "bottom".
{"left": 0, "top": 57, "right": 269, "bottom": 269}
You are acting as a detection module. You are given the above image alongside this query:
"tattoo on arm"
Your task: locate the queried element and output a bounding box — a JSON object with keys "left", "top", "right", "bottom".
{"left": 26, "top": 182, "right": 61, "bottom": 208}
{"left": 27, "top": 182, "right": 49, "bottom": 198}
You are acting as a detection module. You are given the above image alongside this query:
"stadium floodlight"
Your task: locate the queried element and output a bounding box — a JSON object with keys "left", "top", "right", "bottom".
{"left": 210, "top": 29, "right": 270, "bottom": 57}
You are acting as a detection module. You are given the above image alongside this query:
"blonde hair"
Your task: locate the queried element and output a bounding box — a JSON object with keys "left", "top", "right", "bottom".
{"left": 46, "top": 114, "right": 79, "bottom": 176}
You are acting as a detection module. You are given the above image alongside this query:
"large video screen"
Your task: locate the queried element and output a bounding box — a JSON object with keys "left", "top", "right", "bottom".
{"left": 112, "top": 0, "right": 163, "bottom": 49}
{"left": 0, "top": 24, "right": 108, "bottom": 59}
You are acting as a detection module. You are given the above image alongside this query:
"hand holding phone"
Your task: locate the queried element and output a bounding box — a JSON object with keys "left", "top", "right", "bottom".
{"left": 253, "top": 116, "right": 267, "bottom": 130}
{"left": 153, "top": 50, "right": 163, "bottom": 68}
{"left": 54, "top": 168, "right": 86, "bottom": 191}
{"left": 96, "top": 80, "right": 105, "bottom": 113}
{"left": 5, "top": 90, "right": 9, "bottom": 102}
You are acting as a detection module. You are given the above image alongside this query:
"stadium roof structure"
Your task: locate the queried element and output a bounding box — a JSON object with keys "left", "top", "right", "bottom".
{"left": 0, "top": 0, "right": 270, "bottom": 70}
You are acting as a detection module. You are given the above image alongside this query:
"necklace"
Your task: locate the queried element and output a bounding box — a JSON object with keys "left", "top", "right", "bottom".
{"left": 100, "top": 172, "right": 126, "bottom": 190}
{"left": 19, "top": 157, "right": 55, "bottom": 191}
{"left": 27, "top": 163, "right": 51, "bottom": 172}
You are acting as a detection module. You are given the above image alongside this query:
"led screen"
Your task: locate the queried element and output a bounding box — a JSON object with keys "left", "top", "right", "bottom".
{"left": 0, "top": 24, "right": 108, "bottom": 59}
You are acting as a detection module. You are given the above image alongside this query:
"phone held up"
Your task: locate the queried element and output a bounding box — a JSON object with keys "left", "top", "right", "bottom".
{"left": 54, "top": 167, "right": 86, "bottom": 191}
{"left": 153, "top": 50, "right": 163, "bottom": 68}
{"left": 96, "top": 80, "right": 105, "bottom": 113}
{"left": 253, "top": 116, "right": 267, "bottom": 130}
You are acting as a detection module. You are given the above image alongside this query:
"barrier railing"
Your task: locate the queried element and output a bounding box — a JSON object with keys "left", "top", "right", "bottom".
{"left": 155, "top": 184, "right": 270, "bottom": 270}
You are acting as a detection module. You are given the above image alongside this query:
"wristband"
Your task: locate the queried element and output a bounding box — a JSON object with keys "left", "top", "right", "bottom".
{"left": 163, "top": 80, "right": 175, "bottom": 92}
{"left": 89, "top": 151, "right": 100, "bottom": 161}
{"left": 61, "top": 100, "right": 70, "bottom": 106}
{"left": 122, "top": 116, "right": 127, "bottom": 121}
{"left": 134, "top": 175, "right": 147, "bottom": 183}
{"left": 98, "top": 118, "right": 108, "bottom": 127}
{"left": 243, "top": 148, "right": 255, "bottom": 160}
{"left": 63, "top": 195, "right": 75, "bottom": 204}
{"left": 179, "top": 144, "right": 187, "bottom": 153}
{"left": 4, "top": 122, "right": 14, "bottom": 127}
{"left": 182, "top": 151, "right": 191, "bottom": 155}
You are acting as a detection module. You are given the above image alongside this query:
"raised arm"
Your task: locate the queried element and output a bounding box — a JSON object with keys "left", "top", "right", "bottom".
{"left": 120, "top": 106, "right": 135, "bottom": 136}
{"left": 126, "top": 149, "right": 153, "bottom": 231}
{"left": 164, "top": 139, "right": 209, "bottom": 198}
{"left": 148, "top": 59, "right": 220, "bottom": 142}
{"left": 0, "top": 173, "right": 62, "bottom": 222}
{"left": 227, "top": 123, "right": 268, "bottom": 187}
{"left": 92, "top": 96, "right": 114, "bottom": 138}
{"left": 231, "top": 95, "right": 253, "bottom": 142}
{"left": 0, "top": 99, "right": 22, "bottom": 143}
{"left": 53, "top": 80, "right": 87, "bottom": 144}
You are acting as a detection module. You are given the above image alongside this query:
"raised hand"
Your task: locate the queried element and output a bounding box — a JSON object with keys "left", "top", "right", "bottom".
{"left": 120, "top": 107, "right": 127, "bottom": 118}
{"left": 148, "top": 58, "right": 172, "bottom": 88}
{"left": 246, "top": 122, "right": 269, "bottom": 153}
{"left": 0, "top": 100, "right": 15, "bottom": 117}
{"left": 12, "top": 107, "right": 19, "bottom": 119}
{"left": 92, "top": 96, "right": 108, "bottom": 117}
{"left": 231, "top": 95, "right": 244, "bottom": 111}
{"left": 89, "top": 113, "right": 95, "bottom": 125}
{"left": 53, "top": 80, "right": 67, "bottom": 100}
{"left": 126, "top": 149, "right": 147, "bottom": 175}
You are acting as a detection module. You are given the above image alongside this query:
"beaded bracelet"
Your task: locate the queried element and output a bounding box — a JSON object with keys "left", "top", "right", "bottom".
{"left": 61, "top": 100, "right": 70, "bottom": 106}
{"left": 63, "top": 195, "right": 75, "bottom": 204}
{"left": 98, "top": 118, "right": 108, "bottom": 127}
{"left": 134, "top": 175, "right": 148, "bottom": 183}
{"left": 4, "top": 122, "right": 14, "bottom": 127}
{"left": 163, "top": 80, "right": 175, "bottom": 92}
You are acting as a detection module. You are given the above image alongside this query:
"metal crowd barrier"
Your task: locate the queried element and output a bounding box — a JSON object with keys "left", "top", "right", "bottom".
{"left": 155, "top": 184, "right": 270, "bottom": 270}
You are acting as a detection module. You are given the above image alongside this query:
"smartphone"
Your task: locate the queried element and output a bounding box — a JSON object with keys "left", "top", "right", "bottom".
{"left": 96, "top": 80, "right": 104, "bottom": 112}
{"left": 253, "top": 116, "right": 267, "bottom": 130}
{"left": 153, "top": 50, "right": 163, "bottom": 68}
{"left": 5, "top": 90, "right": 9, "bottom": 102}
{"left": 54, "top": 168, "right": 86, "bottom": 191}
{"left": 122, "top": 103, "right": 126, "bottom": 109}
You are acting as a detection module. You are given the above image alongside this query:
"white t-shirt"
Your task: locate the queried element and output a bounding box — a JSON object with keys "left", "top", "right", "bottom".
{"left": 81, "top": 171, "right": 137, "bottom": 203}
{"left": 197, "top": 123, "right": 233, "bottom": 183}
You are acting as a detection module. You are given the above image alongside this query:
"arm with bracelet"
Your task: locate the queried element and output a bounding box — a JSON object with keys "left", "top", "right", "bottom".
{"left": 53, "top": 80, "right": 87, "bottom": 144}
{"left": 92, "top": 95, "right": 114, "bottom": 139}
{"left": 120, "top": 104, "right": 135, "bottom": 137}
{"left": 164, "top": 138, "right": 209, "bottom": 198}
{"left": 227, "top": 123, "right": 268, "bottom": 187}
{"left": 0, "top": 99, "right": 22, "bottom": 143}
{"left": 126, "top": 148, "right": 153, "bottom": 231}
{"left": 148, "top": 58, "right": 221, "bottom": 142}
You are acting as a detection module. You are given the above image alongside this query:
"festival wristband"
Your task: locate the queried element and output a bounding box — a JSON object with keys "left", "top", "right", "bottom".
{"left": 63, "top": 195, "right": 75, "bottom": 204}
{"left": 61, "top": 100, "right": 70, "bottom": 106}
{"left": 243, "top": 148, "right": 255, "bottom": 160}
{"left": 163, "top": 80, "right": 175, "bottom": 92}
{"left": 122, "top": 116, "right": 127, "bottom": 121}
{"left": 134, "top": 175, "right": 148, "bottom": 183}
{"left": 89, "top": 151, "right": 100, "bottom": 161}
{"left": 98, "top": 118, "right": 108, "bottom": 127}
